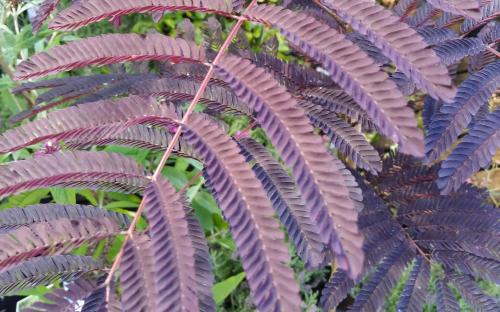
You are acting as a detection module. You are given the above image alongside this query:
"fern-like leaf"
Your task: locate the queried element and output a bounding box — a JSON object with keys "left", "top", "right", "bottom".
{"left": 395, "top": 257, "right": 430, "bottom": 311}
{"left": 321, "top": 0, "right": 456, "bottom": 102}
{"left": 142, "top": 177, "right": 201, "bottom": 311}
{"left": 460, "top": 0, "right": 500, "bottom": 34}
{"left": 0, "top": 95, "right": 177, "bottom": 153}
{"left": 14, "top": 34, "right": 205, "bottom": 80}
{"left": 65, "top": 125, "right": 195, "bottom": 158}
{"left": 0, "top": 217, "right": 122, "bottom": 269}
{"left": 416, "top": 26, "right": 458, "bottom": 45}
{"left": 437, "top": 108, "right": 500, "bottom": 194}
{"left": 427, "top": 0, "right": 482, "bottom": 20}
{"left": 0, "top": 255, "right": 102, "bottom": 295}
{"left": 49, "top": 0, "right": 233, "bottom": 30}
{"left": 299, "top": 87, "right": 378, "bottom": 132}
{"left": 120, "top": 234, "right": 157, "bottom": 312}
{"left": 349, "top": 243, "right": 414, "bottom": 311}
{"left": 22, "top": 278, "right": 97, "bottom": 312}
{"left": 425, "top": 61, "right": 500, "bottom": 162}
{"left": 448, "top": 273, "right": 500, "bottom": 311}
{"left": 319, "top": 269, "right": 354, "bottom": 311}
{"left": 246, "top": 4, "right": 424, "bottom": 155}
{"left": 434, "top": 38, "right": 486, "bottom": 66}
{"left": 237, "top": 137, "right": 325, "bottom": 268}
{"left": 130, "top": 77, "right": 251, "bottom": 115}
{"left": 184, "top": 212, "right": 216, "bottom": 312}
{"left": 299, "top": 101, "right": 382, "bottom": 174}
{"left": 183, "top": 113, "right": 301, "bottom": 311}
{"left": 215, "top": 55, "right": 365, "bottom": 277}
{"left": 32, "top": 0, "right": 61, "bottom": 33}
{"left": 0, "top": 204, "right": 129, "bottom": 232}
{"left": 0, "top": 151, "right": 148, "bottom": 199}
{"left": 436, "top": 279, "right": 460, "bottom": 312}
{"left": 433, "top": 251, "right": 500, "bottom": 283}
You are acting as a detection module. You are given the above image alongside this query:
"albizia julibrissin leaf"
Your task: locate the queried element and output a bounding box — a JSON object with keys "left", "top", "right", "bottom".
{"left": 129, "top": 77, "right": 252, "bottom": 116}
{"left": 215, "top": 55, "right": 365, "bottom": 278}
{"left": 427, "top": 0, "right": 482, "bottom": 20}
{"left": 437, "top": 108, "right": 500, "bottom": 194}
{"left": 425, "top": 61, "right": 500, "bottom": 162}
{"left": 237, "top": 137, "right": 325, "bottom": 268}
{"left": 23, "top": 278, "right": 97, "bottom": 312}
{"left": 349, "top": 243, "right": 414, "bottom": 311}
{"left": 448, "top": 273, "right": 500, "bottom": 311}
{"left": 49, "top": 0, "right": 233, "bottom": 31}
{"left": 298, "top": 87, "right": 378, "bottom": 132}
{"left": 0, "top": 217, "right": 122, "bottom": 269}
{"left": 0, "top": 255, "right": 102, "bottom": 295}
{"left": 183, "top": 113, "right": 301, "bottom": 311}
{"left": 14, "top": 33, "right": 205, "bottom": 80}
{"left": 31, "top": 0, "right": 60, "bottom": 33}
{"left": 321, "top": 0, "right": 456, "bottom": 102}
{"left": 65, "top": 125, "right": 196, "bottom": 158}
{"left": 433, "top": 38, "right": 486, "bottom": 66}
{"left": 142, "top": 177, "right": 202, "bottom": 312}
{"left": 0, "top": 203, "right": 129, "bottom": 232}
{"left": 299, "top": 101, "right": 382, "bottom": 174}
{"left": 0, "top": 95, "right": 177, "bottom": 153}
{"left": 245, "top": 4, "right": 424, "bottom": 156}
{"left": 0, "top": 151, "right": 148, "bottom": 199}
{"left": 319, "top": 269, "right": 354, "bottom": 311}
{"left": 395, "top": 257, "right": 430, "bottom": 312}
{"left": 436, "top": 279, "right": 460, "bottom": 312}
{"left": 184, "top": 212, "right": 216, "bottom": 312}
{"left": 120, "top": 235, "right": 157, "bottom": 312}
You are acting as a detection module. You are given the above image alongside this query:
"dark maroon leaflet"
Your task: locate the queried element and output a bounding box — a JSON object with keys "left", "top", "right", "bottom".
{"left": 14, "top": 34, "right": 205, "bottom": 80}
{"left": 49, "top": 0, "right": 233, "bottom": 30}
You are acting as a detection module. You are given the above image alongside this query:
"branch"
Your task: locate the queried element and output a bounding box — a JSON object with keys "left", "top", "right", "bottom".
{"left": 104, "top": 1, "right": 258, "bottom": 298}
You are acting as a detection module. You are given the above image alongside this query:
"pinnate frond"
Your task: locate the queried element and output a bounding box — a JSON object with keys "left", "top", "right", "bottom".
{"left": 437, "top": 108, "right": 500, "bottom": 194}
{"left": 299, "top": 87, "right": 378, "bottom": 132}
{"left": 237, "top": 137, "right": 325, "bottom": 268}
{"left": 395, "top": 257, "right": 430, "bottom": 312}
{"left": 142, "top": 176, "right": 201, "bottom": 311}
{"left": 215, "top": 54, "right": 365, "bottom": 277}
{"left": 49, "top": 0, "right": 233, "bottom": 30}
{"left": 130, "top": 77, "right": 251, "bottom": 115}
{"left": 427, "top": 0, "right": 482, "bottom": 20}
{"left": 299, "top": 101, "right": 382, "bottom": 174}
{"left": 246, "top": 4, "right": 424, "bottom": 155}
{"left": 434, "top": 38, "right": 486, "bottom": 66}
{"left": 416, "top": 26, "right": 458, "bottom": 45}
{"left": 0, "top": 204, "right": 129, "bottom": 231}
{"left": 425, "top": 61, "right": 500, "bottom": 162}
{"left": 120, "top": 234, "right": 157, "bottom": 312}
{"left": 448, "top": 273, "right": 500, "bottom": 311}
{"left": 322, "top": 0, "right": 456, "bottom": 102}
{"left": 32, "top": 0, "right": 60, "bottom": 33}
{"left": 0, "top": 151, "right": 148, "bottom": 199}
{"left": 22, "top": 278, "right": 97, "bottom": 312}
{"left": 65, "top": 125, "right": 195, "bottom": 158}
{"left": 436, "top": 279, "right": 460, "bottom": 312}
{"left": 0, "top": 255, "right": 102, "bottom": 295}
{"left": 183, "top": 113, "right": 301, "bottom": 311}
{"left": 0, "top": 217, "right": 122, "bottom": 269}
{"left": 14, "top": 34, "right": 205, "bottom": 80}
{"left": 0, "top": 95, "right": 177, "bottom": 153}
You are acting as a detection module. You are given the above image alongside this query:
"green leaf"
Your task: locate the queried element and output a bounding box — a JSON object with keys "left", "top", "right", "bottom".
{"left": 50, "top": 188, "right": 76, "bottom": 204}
{"left": 213, "top": 272, "right": 246, "bottom": 305}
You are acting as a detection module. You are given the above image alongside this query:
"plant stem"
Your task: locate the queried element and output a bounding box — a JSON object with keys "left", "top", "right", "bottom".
{"left": 104, "top": 0, "right": 258, "bottom": 298}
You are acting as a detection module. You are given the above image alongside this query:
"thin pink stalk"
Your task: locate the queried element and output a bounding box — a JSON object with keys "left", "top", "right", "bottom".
{"left": 104, "top": 0, "right": 258, "bottom": 298}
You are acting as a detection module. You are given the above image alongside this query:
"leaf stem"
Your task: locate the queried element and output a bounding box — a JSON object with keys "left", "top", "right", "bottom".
{"left": 103, "top": 1, "right": 258, "bottom": 299}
